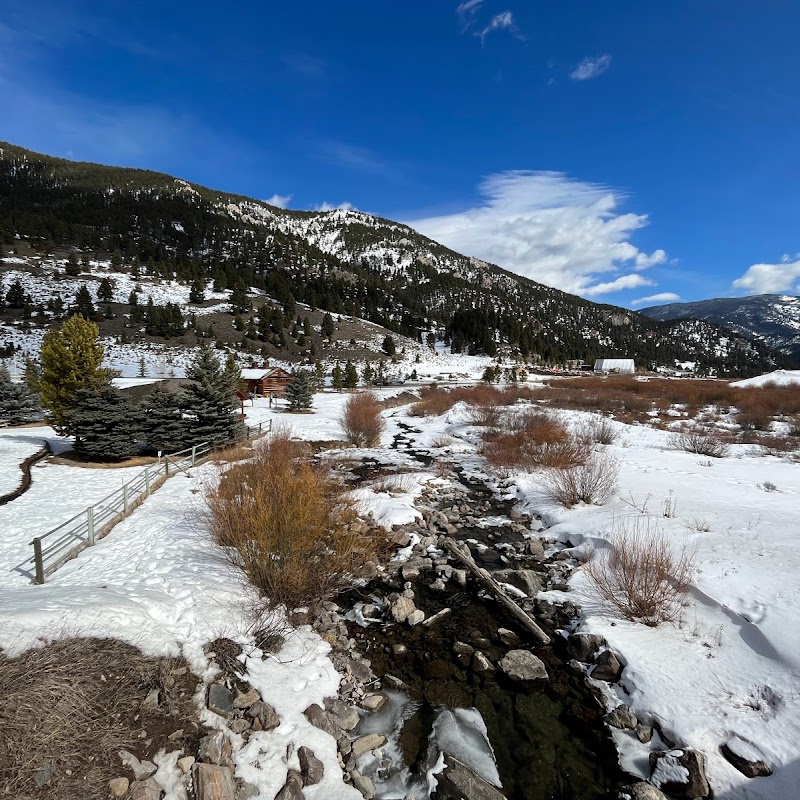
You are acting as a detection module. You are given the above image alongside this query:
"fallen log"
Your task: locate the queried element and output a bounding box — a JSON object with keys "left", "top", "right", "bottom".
{"left": 441, "top": 537, "right": 551, "bottom": 644}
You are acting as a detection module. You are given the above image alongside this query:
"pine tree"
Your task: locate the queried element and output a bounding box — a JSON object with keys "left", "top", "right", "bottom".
{"left": 137, "top": 356, "right": 146, "bottom": 378}
{"left": 141, "top": 387, "right": 191, "bottom": 453}
{"left": 189, "top": 277, "right": 205, "bottom": 304}
{"left": 183, "top": 347, "right": 243, "bottom": 444}
{"left": 382, "top": 335, "right": 396, "bottom": 356}
{"left": 321, "top": 312, "right": 335, "bottom": 339}
{"left": 344, "top": 360, "right": 359, "bottom": 389}
{"left": 362, "top": 362, "right": 374, "bottom": 385}
{"left": 331, "top": 362, "right": 343, "bottom": 391}
{"left": 66, "top": 386, "right": 141, "bottom": 461}
{"left": 73, "top": 285, "right": 95, "bottom": 318}
{"left": 65, "top": 252, "right": 81, "bottom": 277}
{"left": 0, "top": 364, "right": 39, "bottom": 425}
{"left": 286, "top": 370, "right": 313, "bottom": 411}
{"left": 230, "top": 283, "right": 251, "bottom": 314}
{"left": 23, "top": 357, "right": 41, "bottom": 394}
{"left": 98, "top": 277, "right": 114, "bottom": 302}
{"left": 39, "top": 315, "right": 109, "bottom": 432}
{"left": 312, "top": 360, "right": 326, "bottom": 391}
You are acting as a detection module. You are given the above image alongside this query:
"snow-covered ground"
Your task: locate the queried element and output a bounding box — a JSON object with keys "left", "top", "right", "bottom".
{"left": 731, "top": 368, "right": 800, "bottom": 388}
{"left": 2, "top": 383, "right": 798, "bottom": 798}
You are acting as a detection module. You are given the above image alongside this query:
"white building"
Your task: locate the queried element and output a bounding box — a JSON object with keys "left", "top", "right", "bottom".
{"left": 593, "top": 358, "right": 635, "bottom": 374}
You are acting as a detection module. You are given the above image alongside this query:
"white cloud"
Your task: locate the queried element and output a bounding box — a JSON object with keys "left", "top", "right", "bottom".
{"left": 313, "top": 201, "right": 355, "bottom": 212}
{"left": 264, "top": 194, "right": 292, "bottom": 209}
{"left": 631, "top": 292, "right": 682, "bottom": 307}
{"left": 456, "top": 0, "right": 485, "bottom": 31}
{"left": 570, "top": 54, "right": 612, "bottom": 81}
{"left": 407, "top": 170, "right": 667, "bottom": 297}
{"left": 478, "top": 12, "right": 520, "bottom": 44}
{"left": 732, "top": 257, "right": 800, "bottom": 294}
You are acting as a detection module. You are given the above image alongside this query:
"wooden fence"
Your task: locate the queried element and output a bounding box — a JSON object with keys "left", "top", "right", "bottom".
{"left": 29, "top": 442, "right": 212, "bottom": 584}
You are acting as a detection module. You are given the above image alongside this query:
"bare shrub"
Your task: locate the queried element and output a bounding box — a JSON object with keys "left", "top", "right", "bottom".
{"left": 341, "top": 392, "right": 386, "bottom": 447}
{"left": 430, "top": 434, "right": 454, "bottom": 449}
{"left": 206, "top": 429, "right": 380, "bottom": 609}
{"left": 0, "top": 638, "right": 196, "bottom": 799}
{"left": 788, "top": 417, "right": 800, "bottom": 437}
{"left": 583, "top": 520, "right": 696, "bottom": 626}
{"left": 469, "top": 403, "right": 503, "bottom": 428}
{"left": 577, "top": 416, "right": 619, "bottom": 445}
{"left": 483, "top": 409, "right": 589, "bottom": 471}
{"left": 686, "top": 516, "right": 712, "bottom": 533}
{"left": 372, "top": 472, "right": 417, "bottom": 495}
{"left": 408, "top": 383, "right": 537, "bottom": 417}
{"left": 539, "top": 451, "right": 619, "bottom": 507}
{"left": 668, "top": 425, "right": 731, "bottom": 458}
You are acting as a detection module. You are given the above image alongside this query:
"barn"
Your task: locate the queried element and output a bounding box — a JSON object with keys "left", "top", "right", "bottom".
{"left": 593, "top": 358, "right": 636, "bottom": 374}
{"left": 241, "top": 366, "right": 293, "bottom": 395}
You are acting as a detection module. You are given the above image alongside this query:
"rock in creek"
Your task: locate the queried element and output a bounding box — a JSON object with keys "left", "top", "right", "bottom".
{"left": 720, "top": 737, "right": 773, "bottom": 778}
{"left": 275, "top": 769, "right": 304, "bottom": 800}
{"left": 391, "top": 596, "right": 416, "bottom": 623}
{"left": 649, "top": 749, "right": 710, "bottom": 799}
{"left": 626, "top": 783, "right": 671, "bottom": 800}
{"left": 207, "top": 684, "right": 236, "bottom": 719}
{"left": 605, "top": 704, "right": 637, "bottom": 730}
{"left": 592, "top": 649, "right": 623, "bottom": 682}
{"left": 497, "top": 650, "right": 548, "bottom": 682}
{"left": 351, "top": 733, "right": 388, "bottom": 759}
{"left": 433, "top": 754, "right": 505, "bottom": 800}
{"left": 566, "top": 633, "right": 605, "bottom": 662}
{"left": 494, "top": 568, "right": 543, "bottom": 598}
{"left": 298, "top": 746, "right": 325, "bottom": 786}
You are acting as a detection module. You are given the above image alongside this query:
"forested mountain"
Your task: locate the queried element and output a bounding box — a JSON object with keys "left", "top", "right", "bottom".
{"left": 641, "top": 294, "right": 800, "bottom": 362}
{"left": 0, "top": 141, "right": 790, "bottom": 376}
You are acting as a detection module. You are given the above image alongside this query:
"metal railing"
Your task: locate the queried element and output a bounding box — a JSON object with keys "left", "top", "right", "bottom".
{"left": 30, "top": 442, "right": 211, "bottom": 584}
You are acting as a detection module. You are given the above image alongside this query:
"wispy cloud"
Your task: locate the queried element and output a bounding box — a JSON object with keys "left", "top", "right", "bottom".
{"left": 313, "top": 201, "right": 355, "bottom": 212}
{"left": 407, "top": 170, "right": 668, "bottom": 298}
{"left": 732, "top": 255, "right": 800, "bottom": 295}
{"left": 631, "top": 292, "right": 682, "bottom": 307}
{"left": 478, "top": 11, "right": 521, "bottom": 44}
{"left": 281, "top": 51, "right": 328, "bottom": 80}
{"left": 264, "top": 194, "right": 292, "bottom": 209}
{"left": 316, "top": 140, "right": 400, "bottom": 180}
{"left": 570, "top": 54, "right": 612, "bottom": 81}
{"left": 456, "top": 0, "right": 485, "bottom": 32}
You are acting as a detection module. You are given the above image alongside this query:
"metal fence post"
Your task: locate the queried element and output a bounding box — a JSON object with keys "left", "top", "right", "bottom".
{"left": 164, "top": 458, "right": 169, "bottom": 477}
{"left": 123, "top": 484, "right": 129, "bottom": 512}
{"left": 191, "top": 445, "right": 197, "bottom": 467}
{"left": 87, "top": 507, "right": 95, "bottom": 546}
{"left": 33, "top": 538, "right": 44, "bottom": 585}
{"left": 145, "top": 467, "right": 150, "bottom": 494}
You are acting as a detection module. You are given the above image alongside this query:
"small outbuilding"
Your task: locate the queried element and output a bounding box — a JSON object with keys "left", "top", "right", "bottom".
{"left": 593, "top": 358, "right": 635, "bottom": 375}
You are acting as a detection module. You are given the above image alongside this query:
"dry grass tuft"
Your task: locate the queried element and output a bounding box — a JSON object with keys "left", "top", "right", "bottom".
{"left": 408, "top": 383, "right": 538, "bottom": 417}
{"left": 539, "top": 451, "right": 619, "bottom": 507}
{"left": 0, "top": 637, "right": 197, "bottom": 800}
{"left": 206, "top": 428, "right": 381, "bottom": 610}
{"left": 341, "top": 392, "right": 386, "bottom": 447}
{"left": 576, "top": 416, "right": 619, "bottom": 445}
{"left": 583, "top": 520, "right": 696, "bottom": 626}
{"left": 668, "top": 425, "right": 731, "bottom": 458}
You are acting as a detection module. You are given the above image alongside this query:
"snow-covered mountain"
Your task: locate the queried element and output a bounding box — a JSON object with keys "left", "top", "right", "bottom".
{"left": 0, "top": 140, "right": 791, "bottom": 376}
{"left": 641, "top": 294, "right": 800, "bottom": 362}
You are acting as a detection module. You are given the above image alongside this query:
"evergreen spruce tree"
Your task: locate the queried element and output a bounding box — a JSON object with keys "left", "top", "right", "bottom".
{"left": 382, "top": 335, "right": 396, "bottom": 356}
{"left": 362, "top": 362, "right": 374, "bottom": 385}
{"left": 331, "top": 362, "right": 344, "bottom": 391}
{"left": 230, "top": 283, "right": 251, "bottom": 314}
{"left": 39, "top": 315, "right": 109, "bottom": 432}
{"left": 98, "top": 277, "right": 114, "bottom": 302}
{"left": 23, "top": 356, "right": 41, "bottom": 395}
{"left": 65, "top": 252, "right": 81, "bottom": 277}
{"left": 183, "top": 347, "right": 243, "bottom": 444}
{"left": 141, "top": 387, "right": 191, "bottom": 453}
{"left": 0, "top": 364, "right": 39, "bottom": 425}
{"left": 321, "top": 312, "right": 335, "bottom": 338}
{"left": 286, "top": 370, "right": 313, "bottom": 411}
{"left": 189, "top": 277, "right": 206, "bottom": 304}
{"left": 66, "top": 386, "right": 141, "bottom": 461}
{"left": 312, "top": 360, "right": 326, "bottom": 391}
{"left": 73, "top": 285, "right": 96, "bottom": 318}
{"left": 344, "top": 360, "right": 359, "bottom": 389}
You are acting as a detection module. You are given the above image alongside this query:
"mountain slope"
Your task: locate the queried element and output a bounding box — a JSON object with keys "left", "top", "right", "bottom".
{"left": 641, "top": 295, "right": 800, "bottom": 361}
{"left": 0, "top": 141, "right": 791, "bottom": 376}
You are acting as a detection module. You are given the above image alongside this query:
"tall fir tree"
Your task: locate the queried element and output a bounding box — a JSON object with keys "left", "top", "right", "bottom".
{"left": 183, "top": 347, "right": 242, "bottom": 444}
{"left": 66, "top": 386, "right": 141, "bottom": 461}
{"left": 141, "top": 387, "right": 191, "bottom": 453}
{"left": 39, "top": 315, "right": 109, "bottom": 432}
{"left": 286, "top": 370, "right": 313, "bottom": 411}
{"left": 97, "top": 277, "right": 114, "bottom": 302}
{"left": 331, "top": 362, "right": 343, "bottom": 391}
{"left": 0, "top": 364, "right": 39, "bottom": 425}
{"left": 64, "top": 252, "right": 81, "bottom": 277}
{"left": 73, "top": 285, "right": 95, "bottom": 318}
{"left": 321, "top": 312, "right": 335, "bottom": 339}
{"left": 189, "top": 277, "right": 206, "bottom": 304}
{"left": 344, "top": 360, "right": 359, "bottom": 389}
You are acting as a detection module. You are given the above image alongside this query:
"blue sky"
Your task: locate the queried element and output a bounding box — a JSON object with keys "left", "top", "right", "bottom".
{"left": 2, "top": 1, "right": 799, "bottom": 306}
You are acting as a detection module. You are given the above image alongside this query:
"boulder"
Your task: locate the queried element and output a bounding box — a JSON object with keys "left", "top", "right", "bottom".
{"left": 129, "top": 778, "right": 162, "bottom": 800}
{"left": 233, "top": 687, "right": 260, "bottom": 709}
{"left": 649, "top": 749, "right": 710, "bottom": 799}
{"left": 498, "top": 650, "right": 548, "bottom": 682}
{"left": 636, "top": 724, "right": 654, "bottom": 744}
{"left": 351, "top": 733, "right": 387, "bottom": 759}
{"left": 433, "top": 754, "right": 505, "bottom": 800}
{"left": 494, "top": 569, "right": 543, "bottom": 598}
{"left": 605, "top": 705, "right": 637, "bottom": 730}
{"left": 178, "top": 756, "right": 195, "bottom": 773}
{"left": 592, "top": 650, "right": 623, "bottom": 682}
{"left": 565, "top": 633, "right": 605, "bottom": 662}
{"left": 304, "top": 704, "right": 342, "bottom": 739}
{"left": 471, "top": 651, "right": 495, "bottom": 675}
{"left": 327, "top": 699, "right": 360, "bottom": 731}
{"left": 207, "top": 684, "right": 235, "bottom": 719}
{"left": 193, "top": 763, "right": 236, "bottom": 800}
{"left": 248, "top": 700, "right": 280, "bottom": 731}
{"left": 626, "top": 782, "right": 670, "bottom": 800}
{"left": 407, "top": 609, "right": 426, "bottom": 626}
{"left": 351, "top": 771, "right": 377, "bottom": 799}
{"left": 298, "top": 746, "right": 325, "bottom": 786}
{"left": 361, "top": 693, "right": 387, "bottom": 712}
{"left": 197, "top": 732, "right": 232, "bottom": 766}
{"left": 720, "top": 737, "right": 772, "bottom": 778}
{"left": 274, "top": 769, "right": 304, "bottom": 800}
{"left": 391, "top": 596, "right": 416, "bottom": 623}
{"left": 497, "top": 628, "right": 520, "bottom": 647}
{"left": 109, "top": 777, "right": 129, "bottom": 798}
{"left": 525, "top": 538, "right": 545, "bottom": 559}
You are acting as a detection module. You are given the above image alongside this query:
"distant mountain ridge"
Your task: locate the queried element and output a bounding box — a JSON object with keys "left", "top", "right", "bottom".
{"left": 641, "top": 295, "right": 800, "bottom": 362}
{"left": 0, "top": 140, "right": 791, "bottom": 376}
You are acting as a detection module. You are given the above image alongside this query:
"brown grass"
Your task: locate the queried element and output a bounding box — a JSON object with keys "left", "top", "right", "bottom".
{"left": 483, "top": 409, "right": 590, "bottom": 470}
{"left": 0, "top": 638, "right": 198, "bottom": 800}
{"left": 408, "top": 383, "right": 538, "bottom": 417}
{"left": 341, "top": 392, "right": 386, "bottom": 447}
{"left": 539, "top": 451, "right": 619, "bottom": 507}
{"left": 668, "top": 425, "right": 732, "bottom": 458}
{"left": 584, "top": 520, "right": 695, "bottom": 626}
{"left": 206, "top": 428, "right": 381, "bottom": 609}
